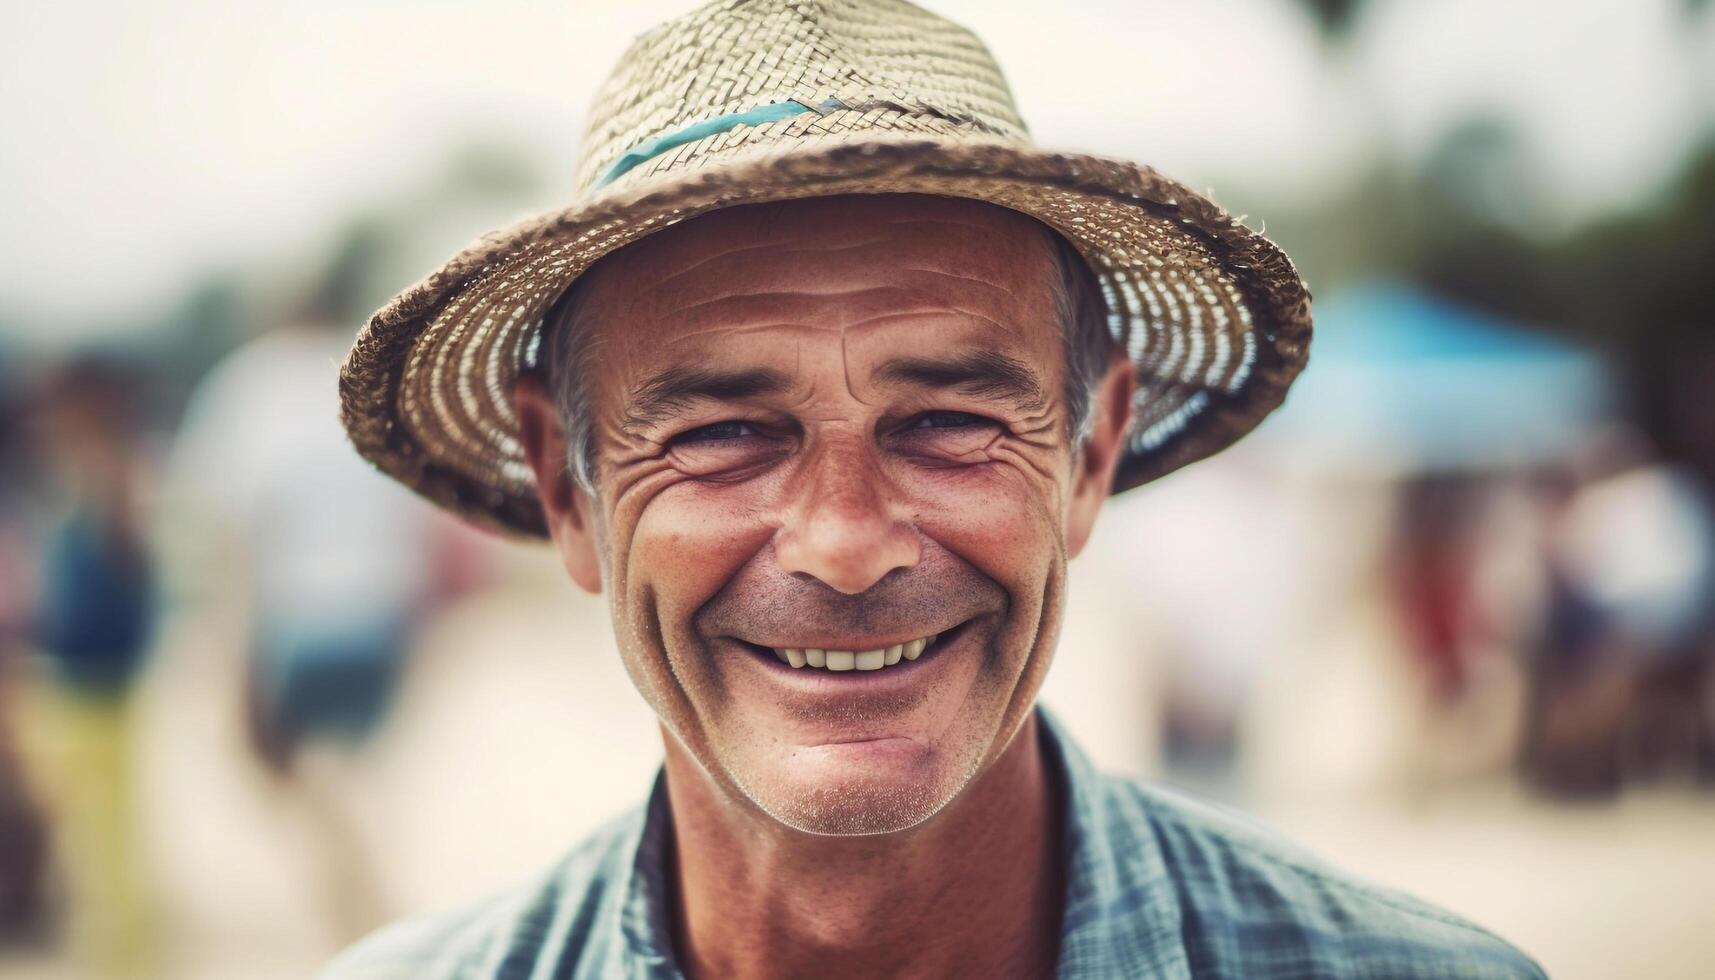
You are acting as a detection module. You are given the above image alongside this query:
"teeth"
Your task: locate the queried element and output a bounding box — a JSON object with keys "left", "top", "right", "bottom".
{"left": 769, "top": 634, "right": 940, "bottom": 673}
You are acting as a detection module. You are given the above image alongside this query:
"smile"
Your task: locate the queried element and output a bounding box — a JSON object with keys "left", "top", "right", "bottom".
{"left": 765, "top": 632, "right": 942, "bottom": 672}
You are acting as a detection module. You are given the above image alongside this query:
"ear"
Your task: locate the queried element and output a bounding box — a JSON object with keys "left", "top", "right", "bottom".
{"left": 515, "top": 371, "right": 603, "bottom": 594}
{"left": 1066, "top": 352, "right": 1135, "bottom": 559}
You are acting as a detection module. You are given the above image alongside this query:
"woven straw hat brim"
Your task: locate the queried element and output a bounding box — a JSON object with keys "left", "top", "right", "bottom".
{"left": 340, "top": 133, "right": 1311, "bottom": 538}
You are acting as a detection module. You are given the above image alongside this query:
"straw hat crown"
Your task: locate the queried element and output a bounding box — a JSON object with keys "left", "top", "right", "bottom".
{"left": 572, "top": 0, "right": 1029, "bottom": 199}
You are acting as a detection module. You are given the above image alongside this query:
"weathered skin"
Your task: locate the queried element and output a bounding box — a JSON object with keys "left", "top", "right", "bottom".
{"left": 516, "top": 193, "right": 1134, "bottom": 979}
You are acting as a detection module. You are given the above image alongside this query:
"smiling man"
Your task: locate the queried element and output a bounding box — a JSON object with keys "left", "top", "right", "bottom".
{"left": 506, "top": 195, "right": 1108, "bottom": 979}
{"left": 327, "top": 1, "right": 1544, "bottom": 977}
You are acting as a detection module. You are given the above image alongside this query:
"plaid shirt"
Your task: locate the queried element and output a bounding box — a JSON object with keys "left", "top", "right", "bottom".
{"left": 326, "top": 706, "right": 1545, "bottom": 979}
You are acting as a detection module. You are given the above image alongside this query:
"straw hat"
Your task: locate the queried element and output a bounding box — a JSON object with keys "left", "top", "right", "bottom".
{"left": 339, "top": 0, "right": 1312, "bottom": 537}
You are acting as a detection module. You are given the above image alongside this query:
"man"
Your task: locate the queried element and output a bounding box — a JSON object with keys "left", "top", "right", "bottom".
{"left": 170, "top": 307, "right": 441, "bottom": 940}
{"left": 328, "top": 1, "right": 1545, "bottom": 976}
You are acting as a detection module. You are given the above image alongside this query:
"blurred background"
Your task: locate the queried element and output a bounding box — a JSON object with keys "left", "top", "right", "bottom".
{"left": 3, "top": 0, "right": 1714, "bottom": 977}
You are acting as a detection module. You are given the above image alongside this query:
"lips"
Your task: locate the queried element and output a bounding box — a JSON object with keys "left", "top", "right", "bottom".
{"left": 766, "top": 633, "right": 938, "bottom": 672}
{"left": 694, "top": 543, "right": 1005, "bottom": 683}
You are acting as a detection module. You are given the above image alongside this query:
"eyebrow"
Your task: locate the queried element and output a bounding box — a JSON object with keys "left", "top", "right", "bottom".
{"left": 874, "top": 350, "right": 1047, "bottom": 411}
{"left": 622, "top": 364, "right": 793, "bottom": 429}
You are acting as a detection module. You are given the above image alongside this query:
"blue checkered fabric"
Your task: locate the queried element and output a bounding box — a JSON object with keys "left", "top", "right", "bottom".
{"left": 324, "top": 707, "right": 1546, "bottom": 979}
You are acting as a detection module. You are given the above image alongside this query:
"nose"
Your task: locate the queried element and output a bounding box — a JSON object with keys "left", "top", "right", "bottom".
{"left": 774, "top": 443, "right": 920, "bottom": 595}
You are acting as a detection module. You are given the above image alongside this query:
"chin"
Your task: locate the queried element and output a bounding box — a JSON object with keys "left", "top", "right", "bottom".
{"left": 727, "top": 734, "right": 990, "bottom": 837}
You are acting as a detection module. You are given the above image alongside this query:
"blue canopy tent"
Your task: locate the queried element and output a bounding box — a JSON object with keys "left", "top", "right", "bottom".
{"left": 1251, "top": 282, "right": 1614, "bottom": 473}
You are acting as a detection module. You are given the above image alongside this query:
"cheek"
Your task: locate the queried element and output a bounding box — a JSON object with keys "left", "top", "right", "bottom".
{"left": 899, "top": 461, "right": 1066, "bottom": 597}
{"left": 626, "top": 482, "right": 776, "bottom": 628}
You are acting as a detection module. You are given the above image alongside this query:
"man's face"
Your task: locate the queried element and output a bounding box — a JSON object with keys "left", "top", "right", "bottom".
{"left": 518, "top": 194, "right": 1129, "bottom": 836}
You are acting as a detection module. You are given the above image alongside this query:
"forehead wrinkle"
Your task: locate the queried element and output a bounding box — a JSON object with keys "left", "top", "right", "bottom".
{"left": 656, "top": 241, "right": 1014, "bottom": 305}
{"left": 840, "top": 307, "right": 1028, "bottom": 337}
{"left": 660, "top": 282, "right": 975, "bottom": 317}
{"left": 657, "top": 321, "right": 831, "bottom": 348}
{"left": 840, "top": 321, "right": 859, "bottom": 407}
{"left": 897, "top": 266, "right": 1027, "bottom": 301}
{"left": 644, "top": 309, "right": 1036, "bottom": 365}
{"left": 654, "top": 236, "right": 1042, "bottom": 301}
{"left": 650, "top": 236, "right": 901, "bottom": 290}
{"left": 660, "top": 288, "right": 1038, "bottom": 341}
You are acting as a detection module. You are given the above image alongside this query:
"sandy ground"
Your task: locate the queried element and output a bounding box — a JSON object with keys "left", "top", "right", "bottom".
{"left": 5, "top": 544, "right": 1713, "bottom": 979}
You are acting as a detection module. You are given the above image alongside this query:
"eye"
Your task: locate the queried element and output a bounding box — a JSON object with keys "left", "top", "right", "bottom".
{"left": 888, "top": 409, "right": 1004, "bottom": 466}
{"left": 663, "top": 419, "right": 789, "bottom": 480}
{"left": 907, "top": 410, "right": 995, "bottom": 431}
{"left": 670, "top": 420, "right": 759, "bottom": 445}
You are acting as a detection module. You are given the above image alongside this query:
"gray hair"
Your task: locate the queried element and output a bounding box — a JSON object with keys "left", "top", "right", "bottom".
{"left": 540, "top": 222, "right": 1116, "bottom": 493}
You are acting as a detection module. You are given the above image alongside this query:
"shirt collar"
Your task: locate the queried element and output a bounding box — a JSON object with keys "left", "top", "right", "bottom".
{"left": 618, "top": 773, "right": 682, "bottom": 977}
{"left": 1037, "top": 704, "right": 1192, "bottom": 979}
{"left": 610, "top": 704, "right": 1191, "bottom": 979}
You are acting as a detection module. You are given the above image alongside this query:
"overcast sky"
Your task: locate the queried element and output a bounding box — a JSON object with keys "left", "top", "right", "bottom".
{"left": 2, "top": 0, "right": 1709, "bottom": 341}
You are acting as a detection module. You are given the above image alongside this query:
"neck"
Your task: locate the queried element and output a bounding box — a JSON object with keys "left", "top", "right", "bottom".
{"left": 661, "top": 712, "right": 1065, "bottom": 980}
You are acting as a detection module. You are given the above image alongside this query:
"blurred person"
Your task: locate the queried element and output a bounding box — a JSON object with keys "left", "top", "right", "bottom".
{"left": 13, "top": 356, "right": 159, "bottom": 976}
{"left": 0, "top": 369, "right": 49, "bottom": 941}
{"left": 1377, "top": 472, "right": 1545, "bottom": 789}
{"left": 324, "top": 2, "right": 1543, "bottom": 977}
{"left": 166, "top": 301, "right": 443, "bottom": 944}
{"left": 1098, "top": 451, "right": 1332, "bottom": 796}
{"left": 0, "top": 654, "right": 45, "bottom": 945}
{"left": 1523, "top": 432, "right": 1715, "bottom": 796}
{"left": 1386, "top": 474, "right": 1493, "bottom": 700}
